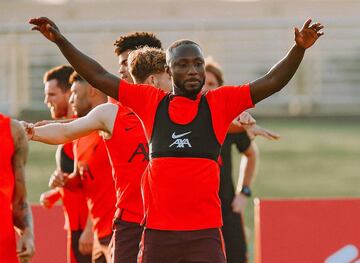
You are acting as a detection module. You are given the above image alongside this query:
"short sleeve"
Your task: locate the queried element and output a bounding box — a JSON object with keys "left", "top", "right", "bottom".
{"left": 206, "top": 84, "right": 254, "bottom": 144}
{"left": 118, "top": 80, "right": 166, "bottom": 137}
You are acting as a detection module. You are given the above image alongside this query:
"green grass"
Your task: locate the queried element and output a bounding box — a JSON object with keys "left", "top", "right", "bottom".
{"left": 228, "top": 119, "right": 360, "bottom": 262}
{"left": 26, "top": 142, "right": 58, "bottom": 203}
{"left": 25, "top": 118, "right": 360, "bottom": 261}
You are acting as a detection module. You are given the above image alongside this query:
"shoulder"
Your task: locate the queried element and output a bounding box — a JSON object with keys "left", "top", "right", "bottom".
{"left": 89, "top": 103, "right": 119, "bottom": 120}
{"left": 10, "top": 119, "right": 28, "bottom": 153}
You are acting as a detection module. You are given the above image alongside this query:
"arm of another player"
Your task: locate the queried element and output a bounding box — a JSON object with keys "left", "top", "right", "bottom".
{"left": 29, "top": 17, "right": 120, "bottom": 100}
{"left": 29, "top": 103, "right": 117, "bottom": 145}
{"left": 79, "top": 215, "right": 94, "bottom": 255}
{"left": 249, "top": 19, "right": 324, "bottom": 104}
{"left": 10, "top": 120, "right": 35, "bottom": 263}
{"left": 232, "top": 142, "right": 259, "bottom": 215}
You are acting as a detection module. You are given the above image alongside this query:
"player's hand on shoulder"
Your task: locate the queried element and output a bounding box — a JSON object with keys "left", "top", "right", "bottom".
{"left": 19, "top": 121, "right": 35, "bottom": 141}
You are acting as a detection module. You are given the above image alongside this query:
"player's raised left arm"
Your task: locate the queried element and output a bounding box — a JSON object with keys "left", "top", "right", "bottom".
{"left": 29, "top": 17, "right": 120, "bottom": 99}
{"left": 250, "top": 19, "right": 324, "bottom": 104}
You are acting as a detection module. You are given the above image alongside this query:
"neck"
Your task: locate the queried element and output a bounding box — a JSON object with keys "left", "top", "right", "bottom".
{"left": 91, "top": 96, "right": 108, "bottom": 108}
{"left": 172, "top": 85, "right": 199, "bottom": 100}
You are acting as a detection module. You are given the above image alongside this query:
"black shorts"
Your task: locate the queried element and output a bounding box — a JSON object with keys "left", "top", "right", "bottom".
{"left": 70, "top": 230, "right": 92, "bottom": 263}
{"left": 112, "top": 218, "right": 143, "bottom": 263}
{"left": 138, "top": 228, "right": 226, "bottom": 263}
{"left": 221, "top": 208, "right": 247, "bottom": 263}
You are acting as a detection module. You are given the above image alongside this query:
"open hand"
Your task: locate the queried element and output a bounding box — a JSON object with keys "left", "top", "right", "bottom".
{"left": 17, "top": 230, "right": 35, "bottom": 263}
{"left": 295, "top": 19, "right": 324, "bottom": 49}
{"left": 231, "top": 193, "right": 247, "bottom": 215}
{"left": 246, "top": 125, "right": 280, "bottom": 141}
{"left": 29, "top": 17, "right": 62, "bottom": 43}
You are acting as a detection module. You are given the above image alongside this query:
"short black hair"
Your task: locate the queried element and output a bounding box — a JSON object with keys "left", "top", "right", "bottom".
{"left": 114, "top": 32, "right": 162, "bottom": 55}
{"left": 43, "top": 65, "right": 74, "bottom": 92}
{"left": 166, "top": 39, "right": 201, "bottom": 64}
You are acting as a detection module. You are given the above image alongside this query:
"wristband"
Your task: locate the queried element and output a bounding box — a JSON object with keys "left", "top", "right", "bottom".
{"left": 240, "top": 186, "right": 252, "bottom": 197}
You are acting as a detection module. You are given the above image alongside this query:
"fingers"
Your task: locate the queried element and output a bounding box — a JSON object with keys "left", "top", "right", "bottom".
{"left": 238, "top": 112, "right": 256, "bottom": 127}
{"left": 49, "top": 171, "right": 65, "bottom": 187}
{"left": 29, "top": 17, "right": 51, "bottom": 26}
{"left": 294, "top": 27, "right": 300, "bottom": 38}
{"left": 302, "top": 18, "right": 312, "bottom": 29}
{"left": 309, "top": 22, "right": 325, "bottom": 36}
{"left": 261, "top": 129, "right": 280, "bottom": 140}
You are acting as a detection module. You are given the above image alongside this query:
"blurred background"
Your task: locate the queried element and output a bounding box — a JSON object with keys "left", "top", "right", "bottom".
{"left": 1, "top": 0, "right": 359, "bottom": 261}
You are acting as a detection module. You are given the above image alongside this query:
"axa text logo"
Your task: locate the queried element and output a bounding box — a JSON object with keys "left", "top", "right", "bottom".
{"left": 169, "top": 131, "right": 192, "bottom": 148}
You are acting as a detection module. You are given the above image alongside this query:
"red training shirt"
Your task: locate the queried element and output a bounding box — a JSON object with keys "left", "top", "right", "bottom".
{"left": 0, "top": 114, "right": 18, "bottom": 262}
{"left": 118, "top": 80, "right": 254, "bottom": 230}
{"left": 73, "top": 132, "right": 116, "bottom": 238}
{"left": 104, "top": 103, "right": 148, "bottom": 223}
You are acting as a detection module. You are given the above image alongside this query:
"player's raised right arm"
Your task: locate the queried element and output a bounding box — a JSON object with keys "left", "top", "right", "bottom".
{"left": 29, "top": 17, "right": 120, "bottom": 100}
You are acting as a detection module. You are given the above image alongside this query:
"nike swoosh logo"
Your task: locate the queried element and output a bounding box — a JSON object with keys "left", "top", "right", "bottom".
{"left": 171, "top": 131, "right": 192, "bottom": 139}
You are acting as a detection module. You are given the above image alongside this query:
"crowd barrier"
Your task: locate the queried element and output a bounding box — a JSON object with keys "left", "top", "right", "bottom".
{"left": 254, "top": 199, "right": 360, "bottom": 263}
{"left": 30, "top": 205, "right": 66, "bottom": 263}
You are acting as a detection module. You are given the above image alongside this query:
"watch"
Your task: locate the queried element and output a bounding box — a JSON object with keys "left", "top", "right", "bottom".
{"left": 240, "top": 186, "right": 252, "bottom": 197}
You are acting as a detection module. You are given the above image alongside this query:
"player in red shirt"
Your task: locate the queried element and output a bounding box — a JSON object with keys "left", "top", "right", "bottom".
{"left": 0, "top": 113, "right": 34, "bottom": 263}
{"left": 43, "top": 72, "right": 116, "bottom": 263}
{"left": 41, "top": 65, "right": 92, "bottom": 263}
{"left": 30, "top": 17, "right": 324, "bottom": 262}
{"left": 22, "top": 52, "right": 171, "bottom": 262}
{"left": 24, "top": 32, "right": 165, "bottom": 263}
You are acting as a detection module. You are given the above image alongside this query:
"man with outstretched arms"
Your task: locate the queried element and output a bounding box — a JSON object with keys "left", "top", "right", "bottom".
{"left": 40, "top": 65, "right": 92, "bottom": 263}
{"left": 29, "top": 17, "right": 323, "bottom": 262}
{"left": 0, "top": 113, "right": 34, "bottom": 263}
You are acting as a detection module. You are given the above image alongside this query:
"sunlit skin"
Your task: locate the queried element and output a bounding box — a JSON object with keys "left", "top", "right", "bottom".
{"left": 69, "top": 82, "right": 93, "bottom": 117}
{"left": 118, "top": 50, "right": 133, "bottom": 83}
{"left": 44, "top": 79, "right": 71, "bottom": 119}
{"left": 166, "top": 44, "right": 206, "bottom": 98}
{"left": 153, "top": 72, "right": 172, "bottom": 92}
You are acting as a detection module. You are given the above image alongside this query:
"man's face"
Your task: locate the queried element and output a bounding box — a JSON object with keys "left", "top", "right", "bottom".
{"left": 68, "top": 81, "right": 92, "bottom": 117}
{"left": 203, "top": 71, "right": 220, "bottom": 91}
{"left": 44, "top": 79, "right": 70, "bottom": 119}
{"left": 118, "top": 49, "right": 133, "bottom": 83}
{"left": 168, "top": 44, "right": 205, "bottom": 97}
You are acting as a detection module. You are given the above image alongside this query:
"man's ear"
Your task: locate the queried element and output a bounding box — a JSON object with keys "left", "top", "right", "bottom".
{"left": 147, "top": 75, "right": 157, "bottom": 87}
{"left": 165, "top": 65, "right": 172, "bottom": 77}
